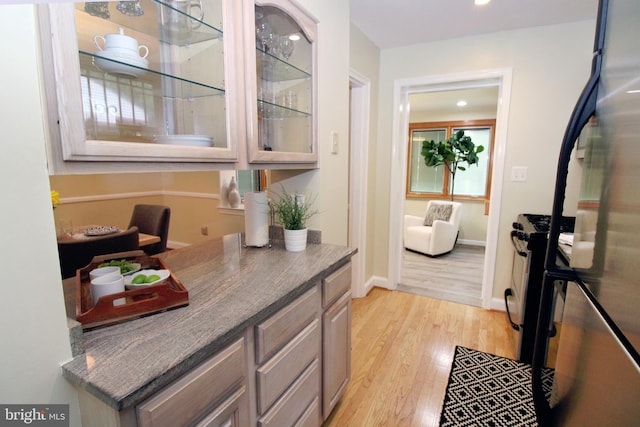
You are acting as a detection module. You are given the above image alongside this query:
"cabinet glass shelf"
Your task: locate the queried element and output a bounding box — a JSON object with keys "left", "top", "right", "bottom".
{"left": 258, "top": 101, "right": 310, "bottom": 119}
{"left": 79, "top": 50, "right": 225, "bottom": 99}
{"left": 257, "top": 50, "right": 310, "bottom": 82}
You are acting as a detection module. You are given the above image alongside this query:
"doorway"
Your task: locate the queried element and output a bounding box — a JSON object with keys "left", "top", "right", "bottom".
{"left": 398, "top": 88, "right": 498, "bottom": 307}
{"left": 348, "top": 69, "right": 371, "bottom": 298}
{"left": 388, "top": 69, "right": 513, "bottom": 309}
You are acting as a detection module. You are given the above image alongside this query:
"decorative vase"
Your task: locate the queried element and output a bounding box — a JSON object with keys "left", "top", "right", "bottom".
{"left": 228, "top": 176, "right": 241, "bottom": 208}
{"left": 284, "top": 228, "right": 308, "bottom": 252}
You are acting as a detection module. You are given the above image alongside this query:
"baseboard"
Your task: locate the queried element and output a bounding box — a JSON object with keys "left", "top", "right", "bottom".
{"left": 490, "top": 296, "right": 505, "bottom": 311}
{"left": 356, "top": 275, "right": 392, "bottom": 297}
{"left": 457, "top": 239, "right": 485, "bottom": 247}
{"left": 362, "top": 274, "right": 507, "bottom": 313}
{"left": 167, "top": 240, "right": 191, "bottom": 250}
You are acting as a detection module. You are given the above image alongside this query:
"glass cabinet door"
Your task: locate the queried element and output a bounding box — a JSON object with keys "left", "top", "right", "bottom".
{"left": 245, "top": 0, "right": 317, "bottom": 164}
{"left": 43, "top": 0, "right": 242, "bottom": 163}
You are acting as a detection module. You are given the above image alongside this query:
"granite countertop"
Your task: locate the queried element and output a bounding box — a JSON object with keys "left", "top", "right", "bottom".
{"left": 61, "top": 234, "right": 356, "bottom": 411}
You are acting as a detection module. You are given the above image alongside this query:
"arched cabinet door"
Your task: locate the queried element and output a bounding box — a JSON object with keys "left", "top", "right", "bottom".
{"left": 243, "top": 0, "right": 318, "bottom": 166}
{"left": 39, "top": 0, "right": 245, "bottom": 173}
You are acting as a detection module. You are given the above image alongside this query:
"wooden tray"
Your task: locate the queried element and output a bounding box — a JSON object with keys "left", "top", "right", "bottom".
{"left": 75, "top": 251, "right": 189, "bottom": 330}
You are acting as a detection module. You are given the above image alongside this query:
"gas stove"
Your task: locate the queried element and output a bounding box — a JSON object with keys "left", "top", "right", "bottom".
{"left": 512, "top": 213, "right": 576, "bottom": 245}
{"left": 506, "top": 213, "right": 575, "bottom": 364}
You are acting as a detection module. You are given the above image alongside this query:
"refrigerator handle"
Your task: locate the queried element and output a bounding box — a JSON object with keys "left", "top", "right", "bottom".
{"left": 533, "top": 1, "right": 609, "bottom": 424}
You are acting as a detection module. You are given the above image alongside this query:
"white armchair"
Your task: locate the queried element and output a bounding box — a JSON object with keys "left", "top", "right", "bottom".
{"left": 404, "top": 201, "right": 462, "bottom": 256}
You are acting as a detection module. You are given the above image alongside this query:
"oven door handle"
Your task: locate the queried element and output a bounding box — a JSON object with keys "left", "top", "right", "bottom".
{"left": 504, "top": 288, "right": 522, "bottom": 331}
{"left": 510, "top": 231, "right": 528, "bottom": 257}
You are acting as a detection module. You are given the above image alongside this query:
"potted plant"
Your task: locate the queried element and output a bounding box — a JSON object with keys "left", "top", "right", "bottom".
{"left": 271, "top": 186, "right": 318, "bottom": 252}
{"left": 421, "top": 129, "right": 484, "bottom": 200}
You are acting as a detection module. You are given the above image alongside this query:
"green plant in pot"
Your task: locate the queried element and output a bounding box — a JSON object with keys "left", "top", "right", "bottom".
{"left": 421, "top": 129, "right": 484, "bottom": 201}
{"left": 271, "top": 185, "right": 318, "bottom": 252}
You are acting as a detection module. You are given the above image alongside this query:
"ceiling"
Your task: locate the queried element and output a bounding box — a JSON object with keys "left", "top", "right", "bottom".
{"left": 350, "top": 0, "right": 599, "bottom": 49}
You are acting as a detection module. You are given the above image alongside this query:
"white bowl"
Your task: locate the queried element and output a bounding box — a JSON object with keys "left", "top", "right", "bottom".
{"left": 89, "top": 266, "right": 121, "bottom": 281}
{"left": 90, "top": 274, "right": 125, "bottom": 306}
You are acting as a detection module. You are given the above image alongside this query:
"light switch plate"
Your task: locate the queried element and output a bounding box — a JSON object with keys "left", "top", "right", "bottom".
{"left": 511, "top": 166, "right": 528, "bottom": 182}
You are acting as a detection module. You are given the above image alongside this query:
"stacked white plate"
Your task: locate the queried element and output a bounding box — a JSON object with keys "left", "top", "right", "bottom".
{"left": 153, "top": 135, "right": 214, "bottom": 147}
{"left": 93, "top": 49, "right": 148, "bottom": 78}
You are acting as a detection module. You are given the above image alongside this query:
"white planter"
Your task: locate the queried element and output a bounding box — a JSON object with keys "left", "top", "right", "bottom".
{"left": 284, "top": 228, "right": 308, "bottom": 252}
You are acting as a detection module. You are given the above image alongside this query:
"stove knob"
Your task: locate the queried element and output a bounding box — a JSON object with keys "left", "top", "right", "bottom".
{"left": 512, "top": 222, "right": 523, "bottom": 230}
{"left": 517, "top": 231, "right": 529, "bottom": 241}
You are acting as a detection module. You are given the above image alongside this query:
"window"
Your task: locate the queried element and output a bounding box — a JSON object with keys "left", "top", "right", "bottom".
{"left": 81, "top": 69, "right": 155, "bottom": 141}
{"left": 406, "top": 120, "right": 495, "bottom": 200}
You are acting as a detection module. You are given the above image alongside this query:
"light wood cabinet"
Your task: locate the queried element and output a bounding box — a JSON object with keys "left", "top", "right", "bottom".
{"left": 72, "top": 263, "right": 351, "bottom": 427}
{"left": 38, "top": 0, "right": 317, "bottom": 173}
{"left": 243, "top": 0, "right": 317, "bottom": 164}
{"left": 38, "top": 0, "right": 245, "bottom": 173}
{"left": 254, "top": 285, "right": 322, "bottom": 426}
{"left": 74, "top": 337, "right": 249, "bottom": 427}
{"left": 321, "top": 263, "right": 352, "bottom": 420}
{"left": 137, "top": 337, "right": 249, "bottom": 427}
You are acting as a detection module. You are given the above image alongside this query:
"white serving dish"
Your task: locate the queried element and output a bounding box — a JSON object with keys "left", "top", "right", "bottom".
{"left": 153, "top": 134, "right": 214, "bottom": 147}
{"left": 93, "top": 49, "right": 149, "bottom": 78}
{"left": 124, "top": 269, "right": 170, "bottom": 289}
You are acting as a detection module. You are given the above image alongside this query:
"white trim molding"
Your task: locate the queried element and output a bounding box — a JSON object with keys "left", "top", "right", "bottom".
{"left": 388, "top": 68, "right": 513, "bottom": 310}
{"left": 60, "top": 190, "right": 220, "bottom": 205}
{"left": 349, "top": 68, "right": 372, "bottom": 299}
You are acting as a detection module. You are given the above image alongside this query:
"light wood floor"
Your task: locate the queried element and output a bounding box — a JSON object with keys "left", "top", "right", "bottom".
{"left": 399, "top": 245, "right": 485, "bottom": 307}
{"left": 324, "top": 287, "right": 516, "bottom": 427}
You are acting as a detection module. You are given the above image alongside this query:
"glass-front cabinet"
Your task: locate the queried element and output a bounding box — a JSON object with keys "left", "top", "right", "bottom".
{"left": 40, "top": 0, "right": 243, "bottom": 170}
{"left": 244, "top": 0, "right": 317, "bottom": 164}
{"left": 39, "top": 0, "right": 317, "bottom": 172}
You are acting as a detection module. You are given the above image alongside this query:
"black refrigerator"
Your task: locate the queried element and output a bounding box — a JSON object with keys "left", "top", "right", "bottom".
{"left": 531, "top": 0, "right": 640, "bottom": 425}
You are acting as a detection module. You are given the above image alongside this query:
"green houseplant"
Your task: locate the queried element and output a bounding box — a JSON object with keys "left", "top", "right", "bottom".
{"left": 421, "top": 129, "right": 484, "bottom": 200}
{"left": 271, "top": 186, "right": 318, "bottom": 251}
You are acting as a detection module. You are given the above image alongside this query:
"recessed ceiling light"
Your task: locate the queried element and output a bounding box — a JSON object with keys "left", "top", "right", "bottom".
{"left": 457, "top": 100, "right": 468, "bottom": 107}
{"left": 475, "top": 0, "right": 491, "bottom": 5}
{"left": 289, "top": 34, "right": 301, "bottom": 41}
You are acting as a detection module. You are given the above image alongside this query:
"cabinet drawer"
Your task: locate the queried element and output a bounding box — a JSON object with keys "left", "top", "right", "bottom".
{"left": 322, "top": 263, "right": 351, "bottom": 308}
{"left": 194, "top": 386, "right": 248, "bottom": 427}
{"left": 256, "top": 318, "right": 320, "bottom": 415}
{"left": 255, "top": 285, "right": 319, "bottom": 364}
{"left": 258, "top": 358, "right": 320, "bottom": 427}
{"left": 295, "top": 396, "right": 321, "bottom": 427}
{"left": 137, "top": 338, "right": 246, "bottom": 427}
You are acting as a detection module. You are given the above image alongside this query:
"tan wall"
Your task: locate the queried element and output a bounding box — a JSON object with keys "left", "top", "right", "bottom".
{"left": 49, "top": 171, "right": 244, "bottom": 247}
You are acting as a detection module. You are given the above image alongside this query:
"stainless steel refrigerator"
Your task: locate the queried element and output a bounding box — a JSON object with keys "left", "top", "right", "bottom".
{"left": 531, "top": 0, "right": 640, "bottom": 425}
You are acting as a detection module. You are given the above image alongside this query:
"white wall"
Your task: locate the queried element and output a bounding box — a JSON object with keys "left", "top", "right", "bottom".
{"left": 271, "top": 0, "right": 351, "bottom": 246}
{"left": 373, "top": 21, "right": 596, "bottom": 299}
{"left": 0, "top": 5, "right": 81, "bottom": 425}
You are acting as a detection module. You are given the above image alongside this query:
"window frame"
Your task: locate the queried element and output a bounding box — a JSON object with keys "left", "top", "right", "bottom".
{"left": 406, "top": 119, "right": 496, "bottom": 201}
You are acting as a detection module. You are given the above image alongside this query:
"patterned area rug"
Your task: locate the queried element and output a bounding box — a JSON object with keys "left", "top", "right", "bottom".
{"left": 439, "top": 346, "right": 554, "bottom": 427}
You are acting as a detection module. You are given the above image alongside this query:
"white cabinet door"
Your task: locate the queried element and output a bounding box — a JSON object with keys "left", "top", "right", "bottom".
{"left": 242, "top": 0, "right": 318, "bottom": 166}
{"left": 39, "top": 0, "right": 245, "bottom": 172}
